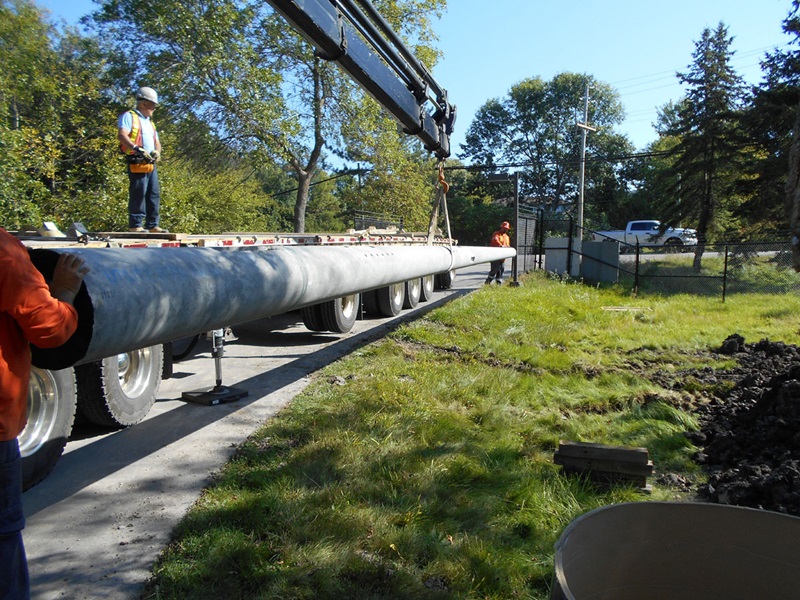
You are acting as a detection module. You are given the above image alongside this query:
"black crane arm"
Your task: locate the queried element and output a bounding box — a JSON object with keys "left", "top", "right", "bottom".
{"left": 265, "top": 0, "right": 455, "bottom": 159}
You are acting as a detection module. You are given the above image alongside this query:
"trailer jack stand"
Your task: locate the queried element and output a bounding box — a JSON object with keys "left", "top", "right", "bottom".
{"left": 182, "top": 329, "right": 249, "bottom": 406}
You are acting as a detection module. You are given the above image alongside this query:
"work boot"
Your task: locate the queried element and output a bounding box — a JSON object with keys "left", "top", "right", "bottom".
{"left": 128, "top": 227, "right": 146, "bottom": 232}
{"left": 148, "top": 226, "right": 169, "bottom": 233}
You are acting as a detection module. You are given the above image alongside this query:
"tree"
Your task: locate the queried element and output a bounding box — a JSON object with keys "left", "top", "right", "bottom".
{"left": 459, "top": 72, "right": 632, "bottom": 228}
{"left": 769, "top": 0, "right": 800, "bottom": 268}
{"left": 661, "top": 23, "right": 747, "bottom": 271}
{"left": 91, "top": 0, "right": 446, "bottom": 233}
{"left": 0, "top": 0, "right": 58, "bottom": 227}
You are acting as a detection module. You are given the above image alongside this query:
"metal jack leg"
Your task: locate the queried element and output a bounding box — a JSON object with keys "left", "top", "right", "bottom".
{"left": 182, "top": 329, "right": 249, "bottom": 405}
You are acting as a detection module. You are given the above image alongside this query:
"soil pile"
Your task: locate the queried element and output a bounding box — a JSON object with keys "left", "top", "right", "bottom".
{"left": 683, "top": 335, "right": 800, "bottom": 516}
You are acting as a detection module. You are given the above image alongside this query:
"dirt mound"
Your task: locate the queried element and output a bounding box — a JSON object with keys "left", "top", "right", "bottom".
{"left": 683, "top": 335, "right": 800, "bottom": 516}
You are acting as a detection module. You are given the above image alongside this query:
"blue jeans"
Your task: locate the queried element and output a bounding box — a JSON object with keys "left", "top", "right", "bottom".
{"left": 0, "top": 439, "right": 29, "bottom": 599}
{"left": 128, "top": 166, "right": 161, "bottom": 229}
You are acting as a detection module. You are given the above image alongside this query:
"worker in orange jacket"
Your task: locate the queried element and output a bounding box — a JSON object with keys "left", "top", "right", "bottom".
{"left": 485, "top": 221, "right": 511, "bottom": 285}
{"left": 0, "top": 228, "right": 88, "bottom": 599}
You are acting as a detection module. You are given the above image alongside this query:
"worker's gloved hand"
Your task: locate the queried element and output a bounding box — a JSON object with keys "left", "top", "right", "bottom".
{"left": 140, "top": 149, "right": 154, "bottom": 163}
{"left": 149, "top": 150, "right": 160, "bottom": 163}
{"left": 49, "top": 253, "right": 90, "bottom": 303}
{"left": 132, "top": 145, "right": 145, "bottom": 157}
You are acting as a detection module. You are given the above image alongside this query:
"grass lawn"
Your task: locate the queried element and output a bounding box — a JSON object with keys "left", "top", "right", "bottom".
{"left": 144, "top": 271, "right": 800, "bottom": 599}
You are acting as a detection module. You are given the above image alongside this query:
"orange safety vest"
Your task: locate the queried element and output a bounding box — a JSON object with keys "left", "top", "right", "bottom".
{"left": 120, "top": 110, "right": 157, "bottom": 155}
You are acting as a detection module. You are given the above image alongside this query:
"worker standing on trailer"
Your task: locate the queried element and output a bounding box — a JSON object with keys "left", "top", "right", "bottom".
{"left": 118, "top": 86, "right": 166, "bottom": 233}
{"left": 0, "top": 229, "right": 88, "bottom": 599}
{"left": 485, "top": 221, "right": 511, "bottom": 285}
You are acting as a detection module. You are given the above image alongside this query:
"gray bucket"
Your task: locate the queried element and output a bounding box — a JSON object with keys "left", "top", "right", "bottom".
{"left": 551, "top": 502, "right": 800, "bottom": 600}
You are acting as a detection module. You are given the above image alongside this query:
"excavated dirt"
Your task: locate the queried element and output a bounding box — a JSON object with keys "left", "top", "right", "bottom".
{"left": 672, "top": 335, "right": 800, "bottom": 516}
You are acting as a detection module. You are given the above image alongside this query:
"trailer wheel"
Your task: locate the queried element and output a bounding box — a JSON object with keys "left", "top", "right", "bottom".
{"left": 320, "top": 293, "right": 360, "bottom": 333}
{"left": 301, "top": 304, "right": 326, "bottom": 331}
{"left": 419, "top": 275, "right": 435, "bottom": 302}
{"left": 435, "top": 269, "right": 457, "bottom": 290}
{"left": 20, "top": 367, "right": 77, "bottom": 490}
{"left": 403, "top": 279, "right": 421, "bottom": 309}
{"left": 76, "top": 345, "right": 163, "bottom": 427}
{"left": 375, "top": 282, "right": 405, "bottom": 317}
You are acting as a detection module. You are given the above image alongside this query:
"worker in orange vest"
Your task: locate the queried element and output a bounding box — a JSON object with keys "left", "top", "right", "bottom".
{"left": 485, "top": 221, "right": 511, "bottom": 285}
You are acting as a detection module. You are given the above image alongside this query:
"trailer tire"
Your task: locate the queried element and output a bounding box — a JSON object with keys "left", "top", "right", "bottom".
{"left": 376, "top": 282, "right": 405, "bottom": 317}
{"left": 419, "top": 275, "right": 435, "bottom": 302}
{"left": 301, "top": 304, "right": 326, "bottom": 331}
{"left": 320, "top": 293, "right": 360, "bottom": 333}
{"left": 20, "top": 367, "right": 77, "bottom": 490}
{"left": 435, "top": 269, "right": 457, "bottom": 290}
{"left": 403, "top": 279, "right": 421, "bottom": 309}
{"left": 76, "top": 345, "right": 163, "bottom": 427}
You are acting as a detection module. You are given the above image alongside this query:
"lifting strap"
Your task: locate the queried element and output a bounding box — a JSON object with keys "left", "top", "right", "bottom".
{"left": 427, "top": 160, "right": 455, "bottom": 270}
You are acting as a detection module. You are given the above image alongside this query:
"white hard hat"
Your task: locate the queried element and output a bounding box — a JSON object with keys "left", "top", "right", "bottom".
{"left": 136, "top": 86, "right": 159, "bottom": 105}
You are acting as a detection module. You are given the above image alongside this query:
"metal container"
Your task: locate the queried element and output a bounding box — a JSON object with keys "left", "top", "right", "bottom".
{"left": 551, "top": 502, "right": 800, "bottom": 600}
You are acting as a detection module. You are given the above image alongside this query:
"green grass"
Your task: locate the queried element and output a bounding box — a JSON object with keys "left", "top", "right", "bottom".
{"left": 144, "top": 271, "right": 800, "bottom": 599}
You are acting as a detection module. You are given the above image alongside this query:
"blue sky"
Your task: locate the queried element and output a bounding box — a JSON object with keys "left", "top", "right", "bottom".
{"left": 41, "top": 0, "right": 793, "bottom": 155}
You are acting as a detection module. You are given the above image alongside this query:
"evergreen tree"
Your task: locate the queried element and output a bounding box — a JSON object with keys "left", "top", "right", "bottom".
{"left": 663, "top": 23, "right": 747, "bottom": 271}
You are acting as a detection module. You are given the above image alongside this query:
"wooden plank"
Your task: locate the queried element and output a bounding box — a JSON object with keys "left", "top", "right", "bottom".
{"left": 556, "top": 440, "right": 650, "bottom": 464}
{"left": 554, "top": 455, "right": 654, "bottom": 477}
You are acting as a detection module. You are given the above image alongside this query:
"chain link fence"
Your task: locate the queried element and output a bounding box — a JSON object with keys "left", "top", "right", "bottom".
{"left": 520, "top": 215, "right": 800, "bottom": 300}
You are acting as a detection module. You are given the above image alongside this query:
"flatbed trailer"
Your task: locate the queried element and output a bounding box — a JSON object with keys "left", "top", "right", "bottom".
{"left": 17, "top": 227, "right": 514, "bottom": 488}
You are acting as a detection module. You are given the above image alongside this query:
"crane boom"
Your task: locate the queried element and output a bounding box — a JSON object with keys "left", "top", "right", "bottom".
{"left": 265, "top": 0, "right": 455, "bottom": 158}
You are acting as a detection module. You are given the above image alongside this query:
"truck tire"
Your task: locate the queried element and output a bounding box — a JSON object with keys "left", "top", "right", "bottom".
{"left": 375, "top": 282, "right": 405, "bottom": 316}
{"left": 76, "top": 345, "right": 163, "bottom": 427}
{"left": 665, "top": 238, "right": 684, "bottom": 252}
{"left": 435, "top": 269, "right": 457, "bottom": 290}
{"left": 403, "top": 279, "right": 421, "bottom": 309}
{"left": 20, "top": 367, "right": 77, "bottom": 490}
{"left": 319, "top": 294, "right": 360, "bottom": 333}
{"left": 301, "top": 304, "right": 326, "bottom": 331}
{"left": 419, "top": 274, "right": 435, "bottom": 302}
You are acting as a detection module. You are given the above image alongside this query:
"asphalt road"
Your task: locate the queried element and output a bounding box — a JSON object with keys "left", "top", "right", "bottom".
{"left": 21, "top": 266, "right": 492, "bottom": 600}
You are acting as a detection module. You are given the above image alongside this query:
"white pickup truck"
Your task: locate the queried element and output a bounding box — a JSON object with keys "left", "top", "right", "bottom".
{"left": 592, "top": 220, "right": 698, "bottom": 249}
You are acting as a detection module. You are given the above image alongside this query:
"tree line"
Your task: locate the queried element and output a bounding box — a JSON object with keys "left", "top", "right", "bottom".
{"left": 3, "top": 0, "right": 800, "bottom": 249}
{"left": 453, "top": 2, "right": 800, "bottom": 252}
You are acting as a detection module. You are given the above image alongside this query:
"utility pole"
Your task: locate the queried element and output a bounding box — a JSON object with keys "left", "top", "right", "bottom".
{"left": 576, "top": 82, "right": 596, "bottom": 235}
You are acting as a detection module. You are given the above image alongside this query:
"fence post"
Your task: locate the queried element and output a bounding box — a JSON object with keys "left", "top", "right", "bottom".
{"left": 537, "top": 209, "right": 545, "bottom": 269}
{"left": 634, "top": 241, "right": 640, "bottom": 294}
{"left": 566, "top": 217, "right": 574, "bottom": 276}
{"left": 722, "top": 244, "right": 729, "bottom": 302}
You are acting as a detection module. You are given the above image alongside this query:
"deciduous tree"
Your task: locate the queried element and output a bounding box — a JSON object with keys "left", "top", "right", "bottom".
{"left": 459, "top": 72, "right": 632, "bottom": 228}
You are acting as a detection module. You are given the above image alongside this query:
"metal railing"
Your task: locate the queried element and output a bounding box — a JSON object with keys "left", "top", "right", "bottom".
{"left": 352, "top": 210, "right": 404, "bottom": 231}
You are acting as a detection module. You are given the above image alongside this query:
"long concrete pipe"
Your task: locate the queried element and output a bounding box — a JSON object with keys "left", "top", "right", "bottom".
{"left": 29, "top": 244, "right": 515, "bottom": 369}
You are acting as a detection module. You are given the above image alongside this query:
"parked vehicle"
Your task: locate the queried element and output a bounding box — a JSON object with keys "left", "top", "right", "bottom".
{"left": 592, "top": 220, "right": 698, "bottom": 249}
